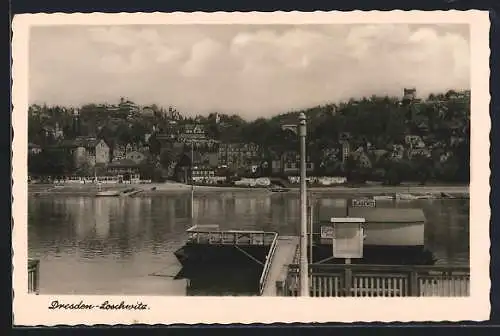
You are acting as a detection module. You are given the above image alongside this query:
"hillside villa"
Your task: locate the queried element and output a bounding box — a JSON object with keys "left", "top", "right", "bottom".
{"left": 59, "top": 136, "right": 110, "bottom": 169}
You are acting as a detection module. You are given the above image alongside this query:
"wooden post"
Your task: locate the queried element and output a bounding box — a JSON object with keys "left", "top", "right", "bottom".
{"left": 410, "top": 270, "right": 419, "bottom": 296}
{"left": 308, "top": 201, "right": 313, "bottom": 264}
{"left": 28, "top": 259, "right": 40, "bottom": 294}
{"left": 28, "top": 262, "right": 32, "bottom": 293}
{"left": 276, "top": 280, "right": 284, "bottom": 296}
{"left": 35, "top": 260, "right": 40, "bottom": 294}
{"left": 344, "top": 258, "right": 352, "bottom": 297}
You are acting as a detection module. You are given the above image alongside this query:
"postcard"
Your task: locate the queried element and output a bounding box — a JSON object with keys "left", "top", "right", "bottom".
{"left": 12, "top": 10, "right": 490, "bottom": 325}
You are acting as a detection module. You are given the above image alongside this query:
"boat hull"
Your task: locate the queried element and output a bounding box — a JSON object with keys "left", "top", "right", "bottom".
{"left": 178, "top": 263, "right": 263, "bottom": 295}
{"left": 317, "top": 222, "right": 425, "bottom": 247}
{"left": 363, "top": 222, "right": 424, "bottom": 246}
{"left": 316, "top": 207, "right": 427, "bottom": 247}
{"left": 174, "top": 244, "right": 270, "bottom": 270}
{"left": 95, "top": 191, "right": 120, "bottom": 197}
{"left": 311, "top": 244, "right": 436, "bottom": 265}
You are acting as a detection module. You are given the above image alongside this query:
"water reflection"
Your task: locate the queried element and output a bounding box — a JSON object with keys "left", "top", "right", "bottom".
{"left": 28, "top": 194, "right": 469, "bottom": 295}
{"left": 94, "top": 199, "right": 111, "bottom": 240}
{"left": 184, "top": 265, "right": 262, "bottom": 296}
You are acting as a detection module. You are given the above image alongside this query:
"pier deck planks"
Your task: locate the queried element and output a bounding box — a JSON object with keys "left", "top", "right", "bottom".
{"left": 262, "top": 236, "right": 299, "bottom": 296}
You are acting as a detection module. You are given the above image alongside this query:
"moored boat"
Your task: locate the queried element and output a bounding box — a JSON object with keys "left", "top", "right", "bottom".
{"left": 270, "top": 187, "right": 290, "bottom": 193}
{"left": 95, "top": 190, "right": 121, "bottom": 197}
{"left": 313, "top": 206, "right": 435, "bottom": 265}
{"left": 174, "top": 225, "right": 277, "bottom": 272}
{"left": 395, "top": 193, "right": 419, "bottom": 201}
{"left": 372, "top": 195, "right": 394, "bottom": 201}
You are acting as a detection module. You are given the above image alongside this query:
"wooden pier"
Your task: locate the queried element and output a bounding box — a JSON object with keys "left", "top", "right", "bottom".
{"left": 28, "top": 259, "right": 40, "bottom": 294}
{"left": 175, "top": 225, "right": 470, "bottom": 297}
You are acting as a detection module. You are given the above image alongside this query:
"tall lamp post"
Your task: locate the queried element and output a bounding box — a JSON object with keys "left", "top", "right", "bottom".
{"left": 298, "top": 112, "right": 309, "bottom": 297}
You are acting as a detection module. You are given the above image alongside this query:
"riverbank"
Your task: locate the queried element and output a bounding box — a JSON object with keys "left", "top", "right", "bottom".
{"left": 28, "top": 182, "right": 469, "bottom": 198}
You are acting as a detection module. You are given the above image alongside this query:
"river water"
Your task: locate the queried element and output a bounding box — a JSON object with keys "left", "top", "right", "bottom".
{"left": 28, "top": 193, "right": 469, "bottom": 296}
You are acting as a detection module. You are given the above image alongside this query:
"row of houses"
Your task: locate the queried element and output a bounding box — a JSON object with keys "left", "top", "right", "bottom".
{"left": 29, "top": 136, "right": 149, "bottom": 181}
{"left": 29, "top": 139, "right": 152, "bottom": 166}
{"left": 29, "top": 108, "right": 456, "bottom": 181}
{"left": 28, "top": 133, "right": 441, "bottom": 181}
{"left": 28, "top": 133, "right": 307, "bottom": 181}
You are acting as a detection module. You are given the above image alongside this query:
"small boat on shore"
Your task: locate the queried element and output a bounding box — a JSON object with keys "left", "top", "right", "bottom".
{"left": 372, "top": 195, "right": 394, "bottom": 201}
{"left": 395, "top": 193, "right": 419, "bottom": 201}
{"left": 94, "top": 178, "right": 121, "bottom": 197}
{"left": 95, "top": 190, "right": 121, "bottom": 197}
{"left": 371, "top": 193, "right": 435, "bottom": 202}
{"left": 270, "top": 186, "right": 290, "bottom": 193}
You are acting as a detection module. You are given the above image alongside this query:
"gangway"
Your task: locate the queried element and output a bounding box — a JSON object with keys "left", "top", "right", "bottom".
{"left": 259, "top": 236, "right": 299, "bottom": 296}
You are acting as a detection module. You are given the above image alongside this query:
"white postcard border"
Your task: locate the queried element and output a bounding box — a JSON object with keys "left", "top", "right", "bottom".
{"left": 12, "top": 10, "right": 491, "bottom": 325}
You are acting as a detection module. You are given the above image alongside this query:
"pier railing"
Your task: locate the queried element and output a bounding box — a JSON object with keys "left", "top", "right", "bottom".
{"left": 28, "top": 259, "right": 40, "bottom": 294}
{"left": 278, "top": 263, "right": 470, "bottom": 297}
{"left": 186, "top": 226, "right": 276, "bottom": 246}
{"left": 259, "top": 233, "right": 279, "bottom": 295}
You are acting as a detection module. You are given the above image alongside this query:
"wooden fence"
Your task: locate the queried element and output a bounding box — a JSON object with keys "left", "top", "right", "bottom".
{"left": 277, "top": 263, "right": 470, "bottom": 297}
{"left": 28, "top": 259, "right": 40, "bottom": 294}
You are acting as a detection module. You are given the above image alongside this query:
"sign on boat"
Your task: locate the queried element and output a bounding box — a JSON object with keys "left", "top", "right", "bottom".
{"left": 351, "top": 198, "right": 376, "bottom": 208}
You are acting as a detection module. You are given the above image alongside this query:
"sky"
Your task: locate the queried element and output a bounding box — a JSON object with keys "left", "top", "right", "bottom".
{"left": 29, "top": 24, "right": 470, "bottom": 120}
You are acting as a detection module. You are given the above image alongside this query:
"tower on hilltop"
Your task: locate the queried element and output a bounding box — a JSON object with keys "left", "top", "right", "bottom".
{"left": 72, "top": 108, "right": 81, "bottom": 136}
{"left": 403, "top": 88, "right": 417, "bottom": 101}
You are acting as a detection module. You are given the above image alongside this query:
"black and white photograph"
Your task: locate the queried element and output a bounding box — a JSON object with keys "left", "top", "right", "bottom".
{"left": 12, "top": 11, "right": 490, "bottom": 325}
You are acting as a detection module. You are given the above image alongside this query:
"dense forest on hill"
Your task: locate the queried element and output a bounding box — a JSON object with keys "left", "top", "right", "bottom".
{"left": 28, "top": 89, "right": 470, "bottom": 184}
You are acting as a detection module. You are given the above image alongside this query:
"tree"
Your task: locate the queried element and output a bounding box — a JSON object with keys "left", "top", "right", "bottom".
{"left": 159, "top": 148, "right": 176, "bottom": 170}
{"left": 74, "top": 162, "right": 93, "bottom": 177}
{"left": 148, "top": 134, "right": 161, "bottom": 156}
{"left": 377, "top": 153, "right": 404, "bottom": 185}
{"left": 455, "top": 137, "right": 470, "bottom": 182}
{"left": 130, "top": 122, "right": 148, "bottom": 144}
{"left": 139, "top": 156, "right": 163, "bottom": 182}
{"left": 408, "top": 152, "right": 434, "bottom": 184}
{"left": 28, "top": 149, "right": 75, "bottom": 176}
{"left": 345, "top": 151, "right": 372, "bottom": 183}
{"left": 116, "top": 123, "right": 133, "bottom": 144}
{"left": 97, "top": 125, "right": 115, "bottom": 149}
{"left": 27, "top": 88, "right": 470, "bottom": 184}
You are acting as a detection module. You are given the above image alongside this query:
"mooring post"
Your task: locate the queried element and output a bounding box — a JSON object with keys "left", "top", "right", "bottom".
{"left": 299, "top": 112, "right": 309, "bottom": 297}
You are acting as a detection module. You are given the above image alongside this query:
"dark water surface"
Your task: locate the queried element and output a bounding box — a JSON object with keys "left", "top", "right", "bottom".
{"left": 28, "top": 193, "right": 469, "bottom": 295}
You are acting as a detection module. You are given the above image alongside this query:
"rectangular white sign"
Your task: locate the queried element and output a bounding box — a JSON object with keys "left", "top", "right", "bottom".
{"left": 351, "top": 199, "right": 376, "bottom": 208}
{"left": 320, "top": 225, "right": 334, "bottom": 239}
